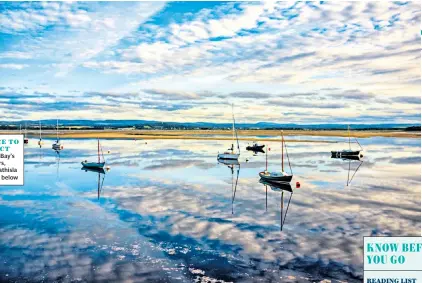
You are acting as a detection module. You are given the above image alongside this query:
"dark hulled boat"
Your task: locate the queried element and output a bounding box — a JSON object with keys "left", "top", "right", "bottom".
{"left": 331, "top": 125, "right": 363, "bottom": 157}
{"left": 246, "top": 143, "right": 265, "bottom": 153}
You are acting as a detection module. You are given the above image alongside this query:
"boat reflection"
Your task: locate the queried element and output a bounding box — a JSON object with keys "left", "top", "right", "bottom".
{"left": 331, "top": 155, "right": 363, "bottom": 186}
{"left": 218, "top": 158, "right": 240, "bottom": 214}
{"left": 55, "top": 150, "right": 60, "bottom": 180}
{"left": 259, "top": 179, "right": 293, "bottom": 231}
{"left": 81, "top": 166, "right": 106, "bottom": 200}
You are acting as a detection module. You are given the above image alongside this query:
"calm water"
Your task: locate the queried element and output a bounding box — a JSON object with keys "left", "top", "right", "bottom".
{"left": 0, "top": 137, "right": 420, "bottom": 282}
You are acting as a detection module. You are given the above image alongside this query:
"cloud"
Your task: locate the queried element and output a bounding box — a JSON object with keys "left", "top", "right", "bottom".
{"left": 266, "top": 99, "right": 346, "bottom": 109}
{"left": 229, "top": 91, "right": 272, "bottom": 99}
{"left": 139, "top": 101, "right": 194, "bottom": 112}
{"left": 0, "top": 51, "right": 32, "bottom": 59}
{"left": 0, "top": 1, "right": 420, "bottom": 123}
{"left": 143, "top": 89, "right": 202, "bottom": 100}
{"left": 0, "top": 63, "right": 29, "bottom": 69}
{"left": 391, "top": 96, "right": 421, "bottom": 105}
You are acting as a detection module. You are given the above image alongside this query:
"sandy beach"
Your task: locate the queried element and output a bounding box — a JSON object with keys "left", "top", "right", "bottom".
{"left": 4, "top": 129, "right": 420, "bottom": 143}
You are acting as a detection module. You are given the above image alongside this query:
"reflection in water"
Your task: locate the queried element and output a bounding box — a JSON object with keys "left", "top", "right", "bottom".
{"left": 332, "top": 155, "right": 364, "bottom": 186}
{"left": 55, "top": 150, "right": 60, "bottom": 180}
{"left": 260, "top": 179, "right": 293, "bottom": 231}
{"left": 0, "top": 137, "right": 420, "bottom": 282}
{"left": 218, "top": 158, "right": 240, "bottom": 214}
{"left": 81, "top": 167, "right": 106, "bottom": 200}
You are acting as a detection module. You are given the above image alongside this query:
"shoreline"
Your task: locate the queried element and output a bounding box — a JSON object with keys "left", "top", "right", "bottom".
{"left": 1, "top": 129, "right": 419, "bottom": 142}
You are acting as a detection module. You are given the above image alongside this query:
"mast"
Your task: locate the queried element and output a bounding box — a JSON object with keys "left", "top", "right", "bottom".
{"left": 97, "top": 138, "right": 100, "bottom": 164}
{"left": 281, "top": 131, "right": 284, "bottom": 172}
{"left": 39, "top": 120, "right": 42, "bottom": 140}
{"left": 265, "top": 145, "right": 268, "bottom": 171}
{"left": 231, "top": 103, "right": 240, "bottom": 154}
{"left": 348, "top": 125, "right": 351, "bottom": 150}
{"left": 56, "top": 119, "right": 59, "bottom": 142}
{"left": 232, "top": 104, "right": 234, "bottom": 153}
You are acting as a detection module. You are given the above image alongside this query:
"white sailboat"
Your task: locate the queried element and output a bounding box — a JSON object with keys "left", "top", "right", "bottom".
{"left": 217, "top": 104, "right": 240, "bottom": 160}
{"left": 38, "top": 120, "right": 43, "bottom": 147}
{"left": 259, "top": 131, "right": 293, "bottom": 183}
{"left": 52, "top": 119, "right": 63, "bottom": 151}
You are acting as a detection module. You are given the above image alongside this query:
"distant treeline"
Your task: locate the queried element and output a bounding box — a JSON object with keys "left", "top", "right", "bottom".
{"left": 404, "top": 126, "right": 421, "bottom": 132}
{"left": 1, "top": 125, "right": 421, "bottom": 131}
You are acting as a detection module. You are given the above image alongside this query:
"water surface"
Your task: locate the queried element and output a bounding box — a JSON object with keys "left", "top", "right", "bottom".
{"left": 0, "top": 137, "right": 420, "bottom": 282}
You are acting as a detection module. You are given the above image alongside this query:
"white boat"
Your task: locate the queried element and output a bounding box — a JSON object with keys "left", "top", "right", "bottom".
{"left": 81, "top": 138, "right": 106, "bottom": 169}
{"left": 38, "top": 120, "right": 43, "bottom": 147}
{"left": 259, "top": 131, "right": 293, "bottom": 183}
{"left": 52, "top": 119, "right": 63, "bottom": 151}
{"left": 217, "top": 104, "right": 240, "bottom": 160}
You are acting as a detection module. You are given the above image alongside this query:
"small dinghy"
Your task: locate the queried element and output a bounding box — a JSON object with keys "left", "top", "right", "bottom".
{"left": 246, "top": 142, "right": 265, "bottom": 153}
{"left": 217, "top": 104, "right": 240, "bottom": 160}
{"left": 81, "top": 138, "right": 105, "bottom": 169}
{"left": 259, "top": 131, "right": 293, "bottom": 183}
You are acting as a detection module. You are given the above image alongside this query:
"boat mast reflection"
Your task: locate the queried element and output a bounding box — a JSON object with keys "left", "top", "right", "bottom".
{"left": 259, "top": 179, "right": 293, "bottom": 231}
{"left": 218, "top": 158, "right": 240, "bottom": 214}
{"left": 55, "top": 150, "right": 60, "bottom": 180}
{"left": 331, "top": 155, "right": 364, "bottom": 186}
{"left": 81, "top": 167, "right": 106, "bottom": 200}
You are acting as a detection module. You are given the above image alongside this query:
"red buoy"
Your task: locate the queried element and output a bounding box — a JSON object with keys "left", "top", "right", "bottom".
{"left": 296, "top": 181, "right": 300, "bottom": 189}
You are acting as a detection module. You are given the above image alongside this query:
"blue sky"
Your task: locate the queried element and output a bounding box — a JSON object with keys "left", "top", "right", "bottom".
{"left": 0, "top": 1, "right": 420, "bottom": 124}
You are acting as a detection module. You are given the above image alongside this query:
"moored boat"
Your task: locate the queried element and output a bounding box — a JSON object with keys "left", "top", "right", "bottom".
{"left": 259, "top": 131, "right": 293, "bottom": 183}
{"left": 246, "top": 143, "right": 265, "bottom": 153}
{"left": 81, "top": 138, "right": 106, "bottom": 169}
{"left": 217, "top": 104, "right": 240, "bottom": 160}
{"left": 52, "top": 119, "right": 63, "bottom": 151}
{"left": 331, "top": 125, "right": 363, "bottom": 157}
{"left": 38, "top": 120, "right": 43, "bottom": 147}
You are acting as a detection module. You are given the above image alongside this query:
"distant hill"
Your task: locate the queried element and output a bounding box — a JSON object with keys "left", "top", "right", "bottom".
{"left": 0, "top": 119, "right": 420, "bottom": 130}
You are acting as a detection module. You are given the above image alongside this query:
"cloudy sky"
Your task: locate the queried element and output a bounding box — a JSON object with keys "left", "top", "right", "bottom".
{"left": 0, "top": 1, "right": 420, "bottom": 124}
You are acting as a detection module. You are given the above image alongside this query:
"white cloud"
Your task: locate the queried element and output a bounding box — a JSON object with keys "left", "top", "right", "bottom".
{"left": 0, "top": 63, "right": 29, "bottom": 69}
{"left": 0, "top": 51, "right": 32, "bottom": 59}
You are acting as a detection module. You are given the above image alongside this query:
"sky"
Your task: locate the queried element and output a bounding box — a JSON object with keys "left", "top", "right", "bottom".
{"left": 0, "top": 1, "right": 420, "bottom": 124}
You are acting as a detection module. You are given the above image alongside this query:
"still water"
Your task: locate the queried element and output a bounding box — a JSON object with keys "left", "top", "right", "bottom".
{"left": 0, "top": 137, "right": 420, "bottom": 282}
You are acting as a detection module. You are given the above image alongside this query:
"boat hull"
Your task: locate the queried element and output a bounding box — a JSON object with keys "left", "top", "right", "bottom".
{"left": 81, "top": 162, "right": 105, "bottom": 169}
{"left": 217, "top": 153, "right": 239, "bottom": 160}
{"left": 331, "top": 150, "right": 361, "bottom": 156}
{"left": 259, "top": 171, "right": 292, "bottom": 183}
{"left": 246, "top": 145, "right": 265, "bottom": 150}
{"left": 246, "top": 145, "right": 265, "bottom": 153}
{"left": 52, "top": 143, "right": 63, "bottom": 150}
{"left": 331, "top": 155, "right": 361, "bottom": 161}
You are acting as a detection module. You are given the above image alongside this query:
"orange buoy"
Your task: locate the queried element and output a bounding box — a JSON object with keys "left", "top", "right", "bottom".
{"left": 296, "top": 181, "right": 300, "bottom": 189}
